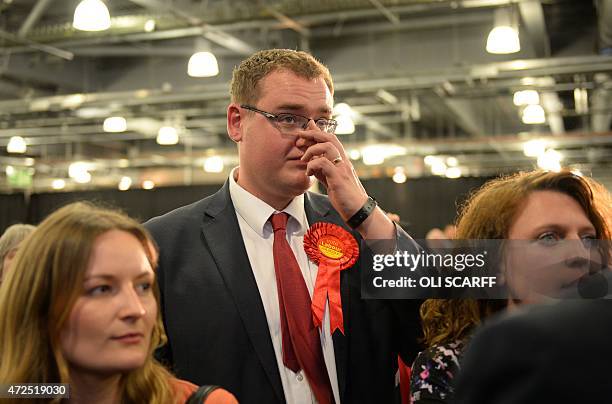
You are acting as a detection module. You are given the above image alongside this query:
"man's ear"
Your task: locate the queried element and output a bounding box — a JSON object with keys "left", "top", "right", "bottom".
{"left": 227, "top": 103, "right": 243, "bottom": 143}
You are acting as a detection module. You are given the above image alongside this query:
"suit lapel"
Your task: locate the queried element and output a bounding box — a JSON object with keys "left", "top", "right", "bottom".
{"left": 201, "top": 182, "right": 285, "bottom": 403}
{"left": 305, "top": 192, "right": 350, "bottom": 403}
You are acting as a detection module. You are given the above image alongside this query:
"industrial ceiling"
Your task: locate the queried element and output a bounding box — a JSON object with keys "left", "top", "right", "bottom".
{"left": 1, "top": 0, "right": 611, "bottom": 192}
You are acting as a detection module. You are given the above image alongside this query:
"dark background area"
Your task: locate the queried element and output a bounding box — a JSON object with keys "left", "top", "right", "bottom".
{"left": 1, "top": 176, "right": 489, "bottom": 238}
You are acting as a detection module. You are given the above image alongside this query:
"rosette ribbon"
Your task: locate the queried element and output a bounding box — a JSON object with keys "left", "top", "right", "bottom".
{"left": 304, "top": 222, "right": 359, "bottom": 335}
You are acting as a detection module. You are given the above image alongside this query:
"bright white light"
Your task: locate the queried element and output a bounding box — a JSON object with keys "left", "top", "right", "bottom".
{"left": 333, "top": 103, "right": 353, "bottom": 116}
{"left": 203, "top": 156, "right": 224, "bottom": 173}
{"left": 486, "top": 26, "right": 520, "bottom": 54}
{"left": 103, "top": 116, "right": 127, "bottom": 133}
{"left": 142, "top": 180, "right": 155, "bottom": 190}
{"left": 73, "top": 0, "right": 110, "bottom": 31}
{"left": 73, "top": 171, "right": 91, "bottom": 183}
{"left": 68, "top": 162, "right": 87, "bottom": 178}
{"left": 61, "top": 94, "right": 85, "bottom": 109}
{"left": 7, "top": 136, "right": 27, "bottom": 153}
{"left": 118, "top": 176, "right": 132, "bottom": 191}
{"left": 392, "top": 167, "right": 407, "bottom": 184}
{"left": 523, "top": 139, "right": 547, "bottom": 157}
{"left": 335, "top": 115, "right": 355, "bottom": 135}
{"left": 361, "top": 145, "right": 406, "bottom": 166}
{"left": 431, "top": 161, "right": 447, "bottom": 176}
{"left": 446, "top": 157, "right": 458, "bottom": 167}
{"left": 445, "top": 167, "right": 462, "bottom": 179}
{"left": 52, "top": 179, "right": 66, "bottom": 190}
{"left": 187, "top": 52, "right": 219, "bottom": 77}
{"left": 537, "top": 149, "right": 563, "bottom": 172}
{"left": 157, "top": 126, "right": 179, "bottom": 145}
{"left": 5, "top": 165, "right": 15, "bottom": 176}
{"left": 522, "top": 104, "right": 546, "bottom": 124}
{"left": 513, "top": 90, "right": 540, "bottom": 106}
{"left": 348, "top": 149, "right": 361, "bottom": 160}
{"left": 68, "top": 161, "right": 93, "bottom": 183}
{"left": 144, "top": 19, "right": 156, "bottom": 32}
{"left": 24, "top": 158, "right": 35, "bottom": 166}
{"left": 424, "top": 155, "right": 441, "bottom": 166}
{"left": 362, "top": 148, "right": 385, "bottom": 166}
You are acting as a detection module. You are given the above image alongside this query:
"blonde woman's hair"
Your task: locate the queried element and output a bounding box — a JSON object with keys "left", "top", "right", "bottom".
{"left": 230, "top": 48, "right": 334, "bottom": 105}
{"left": 0, "top": 202, "right": 174, "bottom": 404}
{"left": 420, "top": 169, "right": 612, "bottom": 347}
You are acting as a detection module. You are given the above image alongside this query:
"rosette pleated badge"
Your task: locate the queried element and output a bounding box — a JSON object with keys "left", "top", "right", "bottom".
{"left": 304, "top": 222, "right": 359, "bottom": 334}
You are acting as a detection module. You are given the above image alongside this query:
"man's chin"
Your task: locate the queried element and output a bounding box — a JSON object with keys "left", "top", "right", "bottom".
{"left": 284, "top": 174, "right": 312, "bottom": 195}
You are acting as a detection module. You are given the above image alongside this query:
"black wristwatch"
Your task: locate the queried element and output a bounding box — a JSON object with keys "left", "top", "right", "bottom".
{"left": 347, "top": 196, "right": 377, "bottom": 229}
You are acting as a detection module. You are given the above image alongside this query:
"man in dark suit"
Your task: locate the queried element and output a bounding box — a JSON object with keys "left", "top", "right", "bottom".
{"left": 455, "top": 297, "right": 612, "bottom": 404}
{"left": 145, "top": 49, "right": 420, "bottom": 404}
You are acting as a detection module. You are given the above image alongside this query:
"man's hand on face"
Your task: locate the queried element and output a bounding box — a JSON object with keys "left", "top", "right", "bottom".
{"left": 298, "top": 128, "right": 369, "bottom": 222}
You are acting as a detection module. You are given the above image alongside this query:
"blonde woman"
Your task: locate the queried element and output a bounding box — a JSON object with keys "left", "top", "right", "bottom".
{"left": 0, "top": 202, "right": 237, "bottom": 404}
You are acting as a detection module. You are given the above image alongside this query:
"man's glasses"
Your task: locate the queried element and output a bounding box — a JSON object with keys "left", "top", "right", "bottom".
{"left": 241, "top": 105, "right": 338, "bottom": 134}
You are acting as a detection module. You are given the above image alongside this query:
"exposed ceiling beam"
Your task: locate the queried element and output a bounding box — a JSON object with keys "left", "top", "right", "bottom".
{"left": 368, "top": 0, "right": 400, "bottom": 25}
{"left": 127, "top": 0, "right": 256, "bottom": 55}
{"left": 541, "top": 91, "right": 566, "bottom": 134}
{"left": 2, "top": 1, "right": 517, "bottom": 54}
{"left": 592, "top": 74, "right": 612, "bottom": 132}
{"left": 0, "top": 29, "right": 73, "bottom": 60}
{"left": 518, "top": 0, "right": 551, "bottom": 58}
{"left": 18, "top": 0, "right": 55, "bottom": 38}
{"left": 264, "top": 7, "right": 310, "bottom": 37}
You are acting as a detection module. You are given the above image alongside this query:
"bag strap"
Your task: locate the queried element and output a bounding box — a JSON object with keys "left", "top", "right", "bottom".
{"left": 186, "top": 385, "right": 220, "bottom": 404}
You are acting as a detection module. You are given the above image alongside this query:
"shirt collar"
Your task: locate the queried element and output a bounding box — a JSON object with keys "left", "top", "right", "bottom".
{"left": 229, "top": 167, "right": 308, "bottom": 237}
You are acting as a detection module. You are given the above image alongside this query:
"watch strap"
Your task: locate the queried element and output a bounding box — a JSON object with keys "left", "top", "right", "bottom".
{"left": 346, "top": 196, "right": 377, "bottom": 229}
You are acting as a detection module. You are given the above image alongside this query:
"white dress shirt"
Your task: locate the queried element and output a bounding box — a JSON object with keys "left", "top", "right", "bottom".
{"left": 229, "top": 168, "right": 341, "bottom": 404}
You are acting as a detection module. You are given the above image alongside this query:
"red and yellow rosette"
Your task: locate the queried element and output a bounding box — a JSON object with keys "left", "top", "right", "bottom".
{"left": 304, "top": 222, "right": 359, "bottom": 335}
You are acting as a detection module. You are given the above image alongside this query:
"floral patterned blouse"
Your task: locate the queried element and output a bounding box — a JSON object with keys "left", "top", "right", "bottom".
{"left": 410, "top": 339, "right": 465, "bottom": 403}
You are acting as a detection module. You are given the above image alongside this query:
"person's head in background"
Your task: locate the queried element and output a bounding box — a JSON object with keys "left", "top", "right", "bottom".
{"left": 227, "top": 49, "right": 334, "bottom": 209}
{"left": 0, "top": 202, "right": 176, "bottom": 403}
{"left": 0, "top": 223, "right": 35, "bottom": 284}
{"left": 443, "top": 224, "right": 457, "bottom": 240}
{"left": 457, "top": 169, "right": 610, "bottom": 305}
{"left": 420, "top": 169, "right": 611, "bottom": 347}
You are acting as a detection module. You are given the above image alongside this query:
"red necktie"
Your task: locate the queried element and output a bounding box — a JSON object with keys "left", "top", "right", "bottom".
{"left": 270, "top": 213, "right": 335, "bottom": 404}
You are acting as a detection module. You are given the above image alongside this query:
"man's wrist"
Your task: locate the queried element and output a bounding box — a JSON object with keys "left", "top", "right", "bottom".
{"left": 346, "top": 196, "right": 377, "bottom": 229}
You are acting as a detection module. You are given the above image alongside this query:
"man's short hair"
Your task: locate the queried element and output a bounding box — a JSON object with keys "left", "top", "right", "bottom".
{"left": 230, "top": 49, "right": 334, "bottom": 105}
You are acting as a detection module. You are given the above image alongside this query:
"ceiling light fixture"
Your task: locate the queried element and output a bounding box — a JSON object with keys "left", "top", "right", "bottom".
{"left": 333, "top": 103, "right": 356, "bottom": 135}
{"left": 103, "top": 116, "right": 127, "bottom": 133}
{"left": 392, "top": 167, "right": 407, "bottom": 184}
{"left": 537, "top": 149, "right": 562, "bottom": 172}
{"left": 118, "top": 176, "right": 132, "bottom": 191}
{"left": 522, "top": 104, "right": 546, "bottom": 124}
{"left": 486, "top": 8, "right": 520, "bottom": 54}
{"left": 157, "top": 126, "right": 179, "bottom": 145}
{"left": 144, "top": 19, "right": 156, "bottom": 32}
{"left": 7, "top": 136, "right": 27, "bottom": 154}
{"left": 73, "top": 0, "right": 111, "bottom": 31}
{"left": 203, "top": 156, "right": 224, "bottom": 173}
{"left": 188, "top": 52, "right": 219, "bottom": 77}
{"left": 513, "top": 90, "right": 539, "bottom": 106}
{"left": 52, "top": 179, "right": 66, "bottom": 190}
{"left": 523, "top": 139, "right": 547, "bottom": 157}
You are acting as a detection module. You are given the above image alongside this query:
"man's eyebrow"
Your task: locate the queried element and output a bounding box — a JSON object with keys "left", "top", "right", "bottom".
{"left": 276, "top": 104, "right": 332, "bottom": 116}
